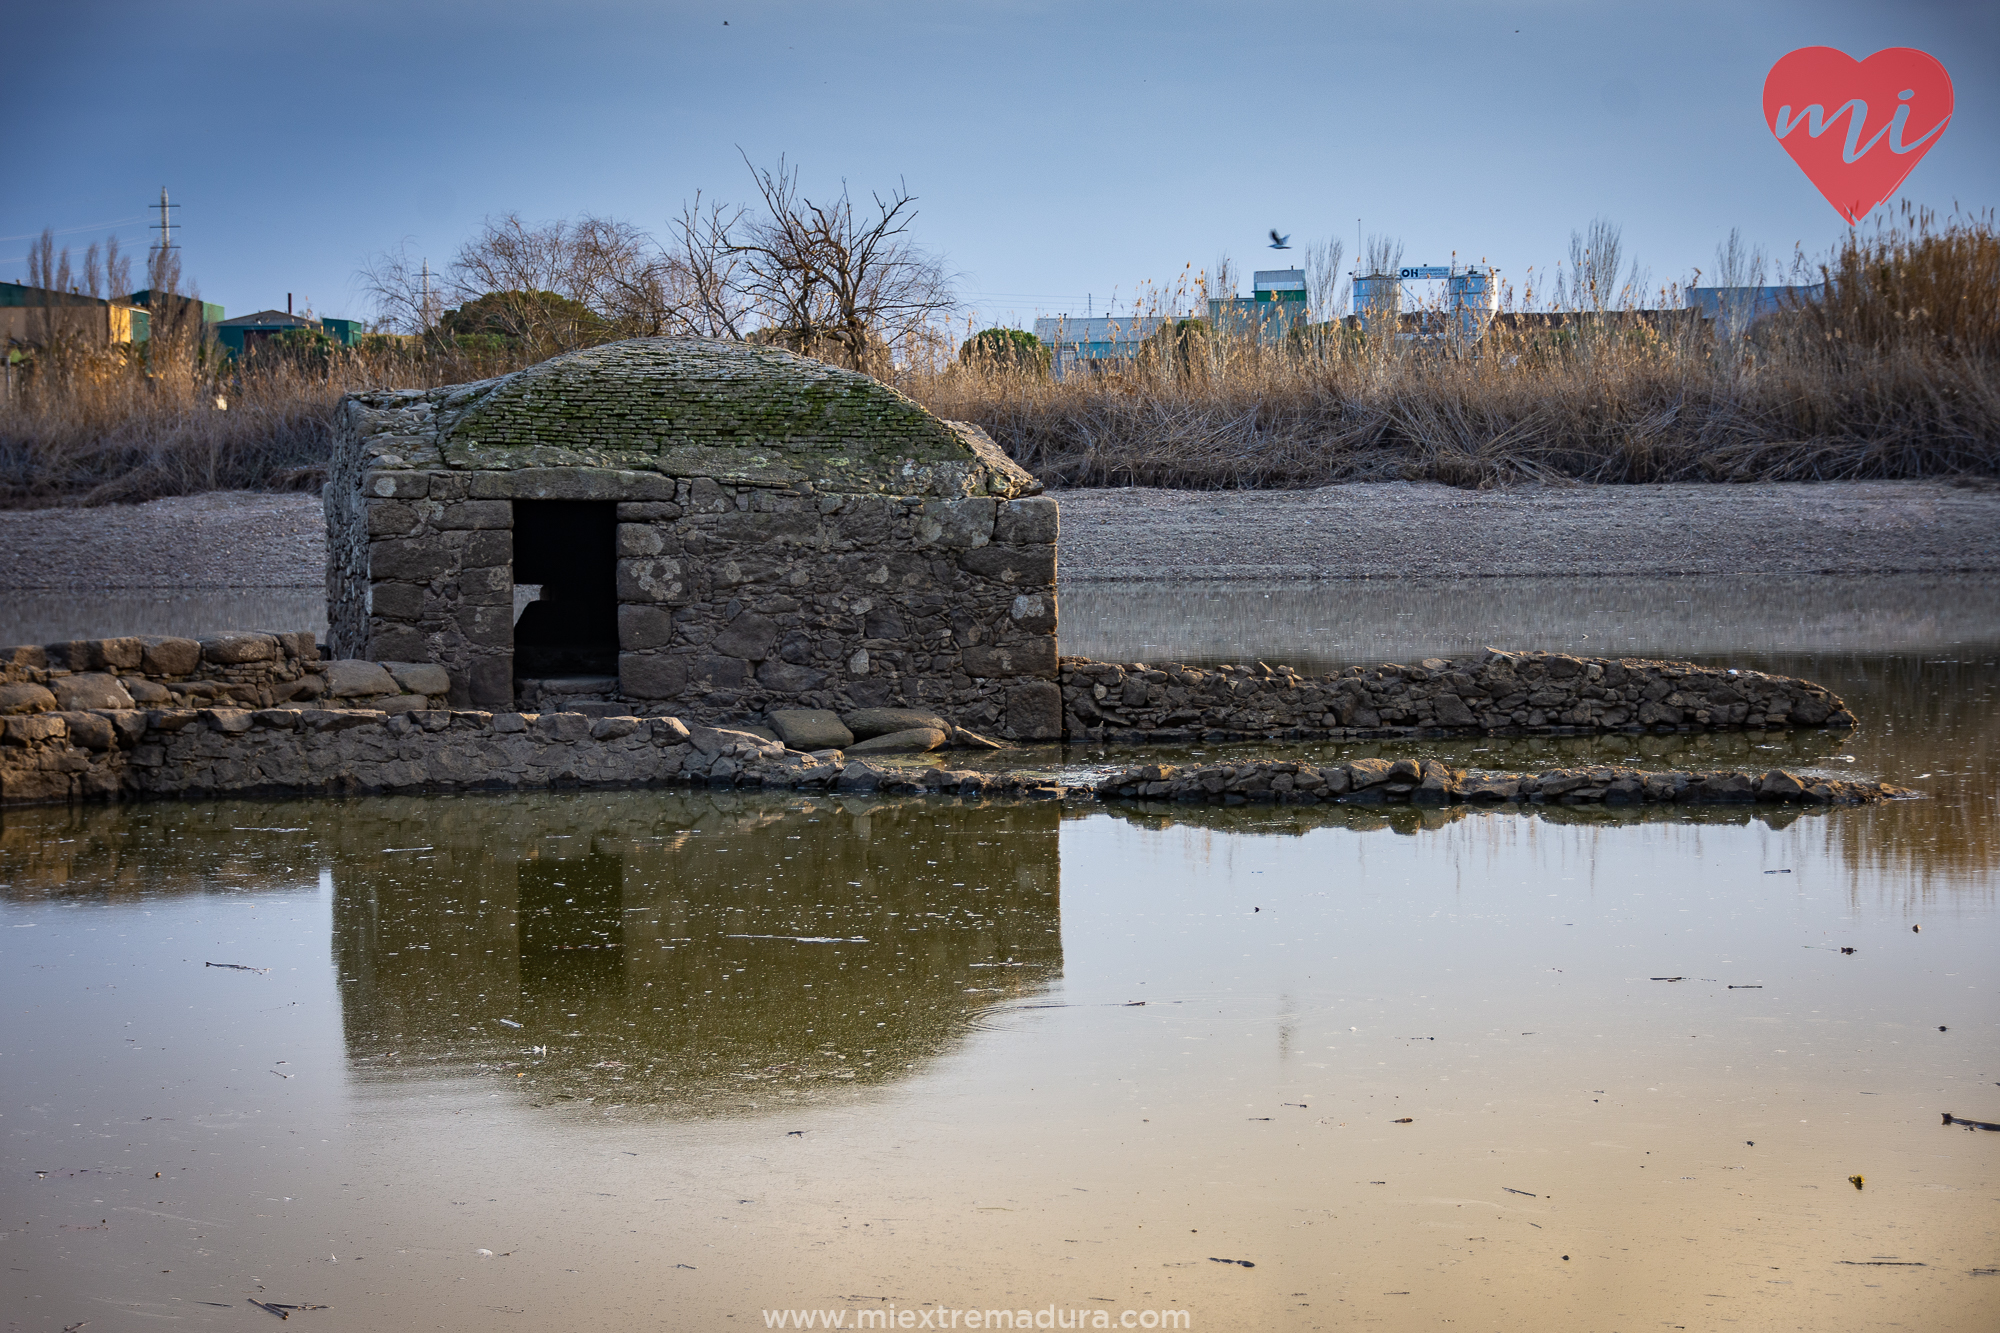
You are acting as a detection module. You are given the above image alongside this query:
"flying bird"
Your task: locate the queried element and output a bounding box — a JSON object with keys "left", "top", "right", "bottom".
{"left": 1268, "top": 230, "right": 1291, "bottom": 249}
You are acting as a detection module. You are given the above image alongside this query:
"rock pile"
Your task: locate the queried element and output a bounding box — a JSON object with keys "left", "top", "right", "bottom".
{"left": 1094, "top": 758, "right": 1903, "bottom": 807}
{"left": 1060, "top": 650, "right": 1855, "bottom": 743}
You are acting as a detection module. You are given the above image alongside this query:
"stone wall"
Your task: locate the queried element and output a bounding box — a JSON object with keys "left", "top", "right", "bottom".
{"left": 1060, "top": 649, "right": 1854, "bottom": 742}
{"left": 1093, "top": 757, "right": 1899, "bottom": 807}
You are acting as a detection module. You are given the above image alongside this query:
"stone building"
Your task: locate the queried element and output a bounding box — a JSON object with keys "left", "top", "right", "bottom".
{"left": 325, "top": 338, "right": 1062, "bottom": 739}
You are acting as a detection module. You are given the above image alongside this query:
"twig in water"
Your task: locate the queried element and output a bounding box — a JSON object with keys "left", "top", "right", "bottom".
{"left": 1943, "top": 1113, "right": 2000, "bottom": 1130}
{"left": 206, "top": 962, "right": 268, "bottom": 973}
{"left": 1502, "top": 1187, "right": 1537, "bottom": 1197}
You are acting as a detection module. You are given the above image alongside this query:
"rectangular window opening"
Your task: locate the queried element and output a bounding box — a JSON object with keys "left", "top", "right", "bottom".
{"left": 512, "top": 500, "right": 619, "bottom": 679}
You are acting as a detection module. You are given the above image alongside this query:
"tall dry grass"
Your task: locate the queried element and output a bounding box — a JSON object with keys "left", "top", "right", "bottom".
{"left": 0, "top": 334, "right": 536, "bottom": 508}
{"left": 904, "top": 208, "right": 1999, "bottom": 489}
{"left": 1, "top": 208, "right": 1993, "bottom": 506}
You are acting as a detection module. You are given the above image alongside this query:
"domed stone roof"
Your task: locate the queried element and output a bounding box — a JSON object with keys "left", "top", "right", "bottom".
{"left": 382, "top": 337, "right": 1036, "bottom": 496}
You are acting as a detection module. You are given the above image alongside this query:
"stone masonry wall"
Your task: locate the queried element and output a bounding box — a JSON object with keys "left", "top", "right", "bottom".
{"left": 1060, "top": 649, "right": 1855, "bottom": 742}
{"left": 326, "top": 339, "right": 1060, "bottom": 738}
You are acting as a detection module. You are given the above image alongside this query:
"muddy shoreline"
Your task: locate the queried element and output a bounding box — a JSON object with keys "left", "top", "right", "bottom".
{"left": 3, "top": 479, "right": 1997, "bottom": 590}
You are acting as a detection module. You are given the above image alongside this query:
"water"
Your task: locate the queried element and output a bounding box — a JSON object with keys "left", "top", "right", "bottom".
{"left": 3, "top": 576, "right": 1996, "bottom": 1330}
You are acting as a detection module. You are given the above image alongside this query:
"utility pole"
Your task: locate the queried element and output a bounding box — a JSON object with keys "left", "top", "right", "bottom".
{"left": 150, "top": 187, "right": 180, "bottom": 261}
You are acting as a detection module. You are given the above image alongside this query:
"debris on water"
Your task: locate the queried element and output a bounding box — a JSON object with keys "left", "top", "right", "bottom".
{"left": 1838, "top": 1260, "right": 1925, "bottom": 1266}
{"left": 675, "top": 1263, "right": 697, "bottom": 1270}
{"left": 496, "top": 1019, "right": 522, "bottom": 1028}
{"left": 1841, "top": 947, "right": 1857, "bottom": 954}
{"left": 786, "top": 1130, "right": 806, "bottom": 1136}
{"left": 1849, "top": 1175, "right": 1866, "bottom": 1190}
{"left": 1943, "top": 1113, "right": 2000, "bottom": 1131}
{"left": 205, "top": 962, "right": 268, "bottom": 973}
{"left": 1393, "top": 1118, "right": 1415, "bottom": 1124}
{"left": 1746, "top": 1141, "right": 1755, "bottom": 1146}
{"left": 1208, "top": 1257, "right": 1255, "bottom": 1267}
{"left": 1939, "top": 1026, "right": 1949, "bottom": 1032}
{"left": 1729, "top": 985, "right": 1764, "bottom": 989}
{"left": 1651, "top": 977, "right": 1685, "bottom": 982}
{"left": 476, "top": 1249, "right": 494, "bottom": 1257}
{"left": 1248, "top": 1117, "right": 1272, "bottom": 1121}
{"left": 269, "top": 1069, "right": 292, "bottom": 1079}
{"left": 1912, "top": 924, "right": 1921, "bottom": 932}
{"left": 1502, "top": 1187, "right": 1537, "bottom": 1197}
{"left": 1763, "top": 869, "right": 1792, "bottom": 875}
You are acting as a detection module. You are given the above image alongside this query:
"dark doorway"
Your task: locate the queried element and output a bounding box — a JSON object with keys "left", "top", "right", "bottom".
{"left": 512, "top": 500, "right": 619, "bottom": 677}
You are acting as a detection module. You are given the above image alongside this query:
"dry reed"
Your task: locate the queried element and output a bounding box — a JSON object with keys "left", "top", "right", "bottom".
{"left": 0, "top": 209, "right": 1992, "bottom": 507}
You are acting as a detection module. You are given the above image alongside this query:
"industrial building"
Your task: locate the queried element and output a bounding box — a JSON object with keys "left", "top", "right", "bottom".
{"left": 1208, "top": 268, "right": 1312, "bottom": 344}
{"left": 216, "top": 305, "right": 363, "bottom": 357}
{"left": 0, "top": 282, "right": 149, "bottom": 352}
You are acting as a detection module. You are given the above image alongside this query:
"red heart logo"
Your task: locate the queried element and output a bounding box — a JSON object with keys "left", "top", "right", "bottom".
{"left": 1763, "top": 47, "right": 1953, "bottom": 224}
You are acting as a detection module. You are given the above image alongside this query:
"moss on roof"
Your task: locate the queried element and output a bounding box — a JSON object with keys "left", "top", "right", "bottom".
{"left": 423, "top": 338, "right": 1012, "bottom": 493}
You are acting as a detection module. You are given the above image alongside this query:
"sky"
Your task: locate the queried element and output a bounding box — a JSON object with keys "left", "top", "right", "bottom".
{"left": 4, "top": 0, "right": 1995, "bottom": 329}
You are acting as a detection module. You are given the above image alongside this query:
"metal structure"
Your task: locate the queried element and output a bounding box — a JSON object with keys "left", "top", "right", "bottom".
{"left": 1352, "top": 261, "right": 1498, "bottom": 344}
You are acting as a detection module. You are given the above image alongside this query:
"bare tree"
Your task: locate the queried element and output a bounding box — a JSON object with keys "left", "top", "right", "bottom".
{"left": 1303, "top": 236, "right": 1346, "bottom": 321}
{"left": 727, "top": 155, "right": 956, "bottom": 373}
{"left": 664, "top": 193, "right": 752, "bottom": 339}
{"left": 358, "top": 240, "right": 443, "bottom": 336}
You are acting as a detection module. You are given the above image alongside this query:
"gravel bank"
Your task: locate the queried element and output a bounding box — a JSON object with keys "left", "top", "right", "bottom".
{"left": 2, "top": 480, "right": 1995, "bottom": 591}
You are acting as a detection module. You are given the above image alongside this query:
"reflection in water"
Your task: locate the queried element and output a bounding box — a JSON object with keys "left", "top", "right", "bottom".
{"left": 326, "top": 791, "right": 1062, "bottom": 1116}
{"left": 0, "top": 588, "right": 325, "bottom": 645}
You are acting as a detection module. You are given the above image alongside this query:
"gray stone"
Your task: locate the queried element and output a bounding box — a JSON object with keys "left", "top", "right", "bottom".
{"left": 842, "top": 707, "right": 948, "bottom": 740}
{"left": 1004, "top": 680, "right": 1063, "bottom": 740}
{"left": 756, "top": 661, "right": 826, "bottom": 693}
{"left": 52, "top": 674, "right": 135, "bottom": 711}
{"left": 994, "top": 496, "right": 1059, "bottom": 545}
{"left": 768, "top": 709, "right": 855, "bottom": 751}
{"left": 712, "top": 613, "right": 778, "bottom": 661}
{"left": 845, "top": 727, "right": 947, "bottom": 755}
{"left": 620, "top": 653, "right": 688, "bottom": 699}
{"left": 384, "top": 662, "right": 452, "bottom": 696}
{"left": 589, "top": 716, "right": 642, "bottom": 740}
{"left": 323, "top": 659, "right": 399, "bottom": 698}
{"left": 201, "top": 632, "right": 279, "bottom": 665}
{"left": 121, "top": 679, "right": 173, "bottom": 704}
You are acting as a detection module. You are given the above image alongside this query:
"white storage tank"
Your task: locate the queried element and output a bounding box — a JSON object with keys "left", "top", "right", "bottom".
{"left": 1447, "top": 268, "right": 1497, "bottom": 343}
{"left": 1352, "top": 274, "right": 1400, "bottom": 334}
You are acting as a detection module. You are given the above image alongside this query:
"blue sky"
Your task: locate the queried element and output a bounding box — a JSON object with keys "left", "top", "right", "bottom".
{"left": 5, "top": 0, "right": 1994, "bottom": 328}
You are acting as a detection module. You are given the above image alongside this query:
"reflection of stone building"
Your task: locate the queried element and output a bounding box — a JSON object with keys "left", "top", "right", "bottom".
{"left": 326, "top": 339, "right": 1062, "bottom": 740}
{"left": 326, "top": 790, "right": 1062, "bottom": 1115}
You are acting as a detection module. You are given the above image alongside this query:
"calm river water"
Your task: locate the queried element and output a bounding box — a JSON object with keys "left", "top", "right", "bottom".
{"left": 3, "top": 575, "right": 1995, "bottom": 1331}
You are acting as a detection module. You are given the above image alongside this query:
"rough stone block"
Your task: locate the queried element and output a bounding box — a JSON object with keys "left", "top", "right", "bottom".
{"left": 961, "top": 544, "right": 1056, "bottom": 586}
{"left": 367, "top": 501, "right": 420, "bottom": 536}
{"left": 470, "top": 657, "right": 513, "bottom": 708}
{"left": 369, "top": 625, "right": 429, "bottom": 662}
{"left": 369, "top": 582, "right": 426, "bottom": 621}
{"left": 53, "top": 674, "right": 135, "bottom": 711}
{"left": 618, "top": 501, "right": 684, "bottom": 520}
{"left": 1007, "top": 593, "right": 1057, "bottom": 633}
{"left": 995, "top": 496, "right": 1059, "bottom": 545}
{"left": 694, "top": 657, "right": 751, "bottom": 688}
{"left": 0, "top": 645, "right": 49, "bottom": 670}
{"left": 384, "top": 662, "right": 452, "bottom": 696}
{"left": 53, "top": 711, "right": 115, "bottom": 750}
{"left": 454, "top": 604, "right": 513, "bottom": 649}
{"left": 712, "top": 613, "right": 778, "bottom": 661}
{"left": 140, "top": 637, "right": 202, "bottom": 676}
{"left": 437, "top": 500, "right": 512, "bottom": 529}
{"left": 364, "top": 470, "right": 429, "bottom": 499}
{"left": 369, "top": 539, "right": 454, "bottom": 582}
{"left": 619, "top": 653, "right": 687, "bottom": 699}
{"left": 1003, "top": 681, "right": 1062, "bottom": 740}
{"left": 846, "top": 726, "right": 947, "bottom": 755}
{"left": 0, "top": 683, "right": 57, "bottom": 715}
{"left": 767, "top": 709, "right": 853, "bottom": 751}
{"left": 200, "top": 631, "right": 279, "bottom": 665}
{"left": 616, "top": 557, "right": 686, "bottom": 603}
{"left": 756, "top": 661, "right": 826, "bottom": 693}
{"left": 617, "top": 604, "right": 675, "bottom": 651}
{"left": 618, "top": 523, "right": 666, "bottom": 556}
{"left": 54, "top": 637, "right": 144, "bottom": 672}
{"left": 963, "top": 638, "right": 1057, "bottom": 679}
{"left": 842, "top": 707, "right": 948, "bottom": 739}
{"left": 918, "top": 498, "right": 996, "bottom": 548}
{"left": 323, "top": 659, "right": 399, "bottom": 698}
